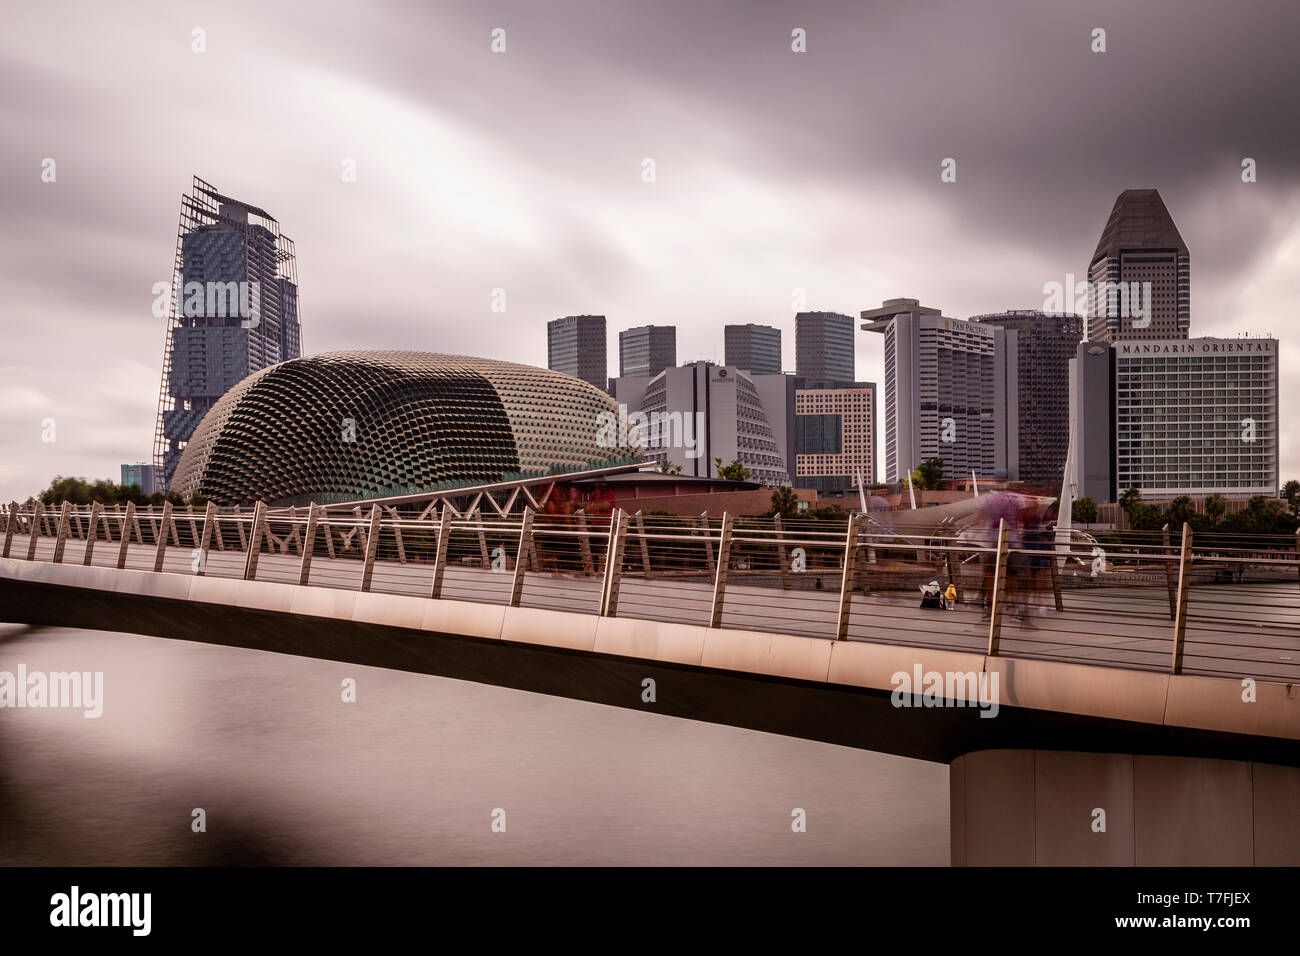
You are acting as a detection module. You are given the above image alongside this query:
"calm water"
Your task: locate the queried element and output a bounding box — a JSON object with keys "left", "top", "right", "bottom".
{"left": 0, "top": 624, "right": 948, "bottom": 865}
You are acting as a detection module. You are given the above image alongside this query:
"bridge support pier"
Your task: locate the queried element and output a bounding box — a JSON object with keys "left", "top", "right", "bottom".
{"left": 950, "top": 749, "right": 1300, "bottom": 866}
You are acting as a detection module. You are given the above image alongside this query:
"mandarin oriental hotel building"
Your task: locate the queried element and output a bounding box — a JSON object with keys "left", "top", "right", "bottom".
{"left": 1070, "top": 337, "right": 1278, "bottom": 501}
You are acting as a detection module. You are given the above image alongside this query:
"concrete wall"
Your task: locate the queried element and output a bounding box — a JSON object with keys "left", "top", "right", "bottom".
{"left": 951, "top": 749, "right": 1300, "bottom": 865}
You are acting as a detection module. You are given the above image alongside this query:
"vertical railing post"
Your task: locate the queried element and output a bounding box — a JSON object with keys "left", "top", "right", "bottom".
{"left": 321, "top": 508, "right": 335, "bottom": 558}
{"left": 243, "top": 501, "right": 267, "bottom": 581}
{"left": 1171, "top": 522, "right": 1193, "bottom": 675}
{"left": 509, "top": 508, "right": 535, "bottom": 607}
{"left": 116, "top": 501, "right": 135, "bottom": 569}
{"left": 25, "top": 501, "right": 44, "bottom": 561}
{"left": 944, "top": 542, "right": 959, "bottom": 606}
{"left": 195, "top": 501, "right": 217, "bottom": 577}
{"left": 633, "top": 511, "right": 653, "bottom": 580}
{"left": 52, "top": 501, "right": 72, "bottom": 564}
{"left": 986, "top": 518, "right": 1010, "bottom": 657}
{"left": 186, "top": 504, "right": 200, "bottom": 549}
{"left": 708, "top": 512, "right": 734, "bottom": 629}
{"left": 575, "top": 509, "right": 594, "bottom": 575}
{"left": 83, "top": 501, "right": 104, "bottom": 566}
{"left": 152, "top": 500, "right": 173, "bottom": 572}
{"left": 430, "top": 507, "right": 453, "bottom": 599}
{"left": 599, "top": 509, "right": 630, "bottom": 617}
{"left": 283, "top": 506, "right": 299, "bottom": 556}
{"left": 1162, "top": 523, "right": 1177, "bottom": 620}
{"left": 234, "top": 505, "right": 248, "bottom": 551}
{"left": 359, "top": 505, "right": 383, "bottom": 592}
{"left": 1294, "top": 528, "right": 1299, "bottom": 590}
{"left": 386, "top": 506, "right": 407, "bottom": 564}
{"left": 474, "top": 509, "right": 490, "bottom": 569}
{"left": 698, "top": 511, "right": 716, "bottom": 576}
{"left": 774, "top": 514, "right": 790, "bottom": 589}
{"left": 297, "top": 503, "right": 319, "bottom": 585}
{"left": 3, "top": 500, "right": 19, "bottom": 559}
{"left": 835, "top": 514, "right": 862, "bottom": 640}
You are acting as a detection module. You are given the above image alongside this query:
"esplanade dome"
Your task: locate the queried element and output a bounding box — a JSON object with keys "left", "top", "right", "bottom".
{"left": 171, "top": 350, "right": 641, "bottom": 505}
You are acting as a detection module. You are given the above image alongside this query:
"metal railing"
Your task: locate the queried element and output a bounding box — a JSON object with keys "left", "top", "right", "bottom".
{"left": 3, "top": 501, "right": 1298, "bottom": 682}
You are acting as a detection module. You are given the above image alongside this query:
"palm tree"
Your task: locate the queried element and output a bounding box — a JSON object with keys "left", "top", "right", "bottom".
{"left": 770, "top": 486, "right": 798, "bottom": 519}
{"left": 1118, "top": 487, "right": 1142, "bottom": 521}
{"left": 1282, "top": 480, "right": 1300, "bottom": 517}
{"left": 1205, "top": 493, "right": 1226, "bottom": 523}
{"left": 1167, "top": 495, "right": 1195, "bottom": 528}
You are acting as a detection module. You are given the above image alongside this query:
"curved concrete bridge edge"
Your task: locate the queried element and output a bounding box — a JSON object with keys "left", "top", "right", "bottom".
{"left": 5, "top": 558, "right": 1299, "bottom": 865}
{"left": 2, "top": 556, "right": 1297, "bottom": 763}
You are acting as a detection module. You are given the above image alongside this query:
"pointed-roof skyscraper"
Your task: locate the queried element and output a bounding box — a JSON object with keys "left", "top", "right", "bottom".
{"left": 1086, "top": 188, "right": 1190, "bottom": 342}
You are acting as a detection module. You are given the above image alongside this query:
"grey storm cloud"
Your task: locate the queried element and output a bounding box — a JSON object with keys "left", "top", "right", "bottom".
{"left": 1, "top": 0, "right": 1299, "bottom": 499}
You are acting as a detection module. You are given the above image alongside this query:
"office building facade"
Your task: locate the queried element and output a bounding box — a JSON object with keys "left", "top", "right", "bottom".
{"left": 793, "top": 382, "right": 877, "bottom": 495}
{"left": 971, "top": 311, "right": 1082, "bottom": 486}
{"left": 1087, "top": 188, "right": 1190, "bottom": 343}
{"left": 1070, "top": 337, "right": 1278, "bottom": 501}
{"left": 153, "top": 176, "right": 302, "bottom": 491}
{"left": 120, "top": 463, "right": 158, "bottom": 495}
{"left": 613, "top": 362, "right": 791, "bottom": 485}
{"left": 724, "top": 324, "right": 782, "bottom": 375}
{"left": 795, "top": 311, "right": 855, "bottom": 383}
{"left": 619, "top": 324, "right": 676, "bottom": 378}
{"left": 862, "top": 299, "right": 1018, "bottom": 484}
{"left": 547, "top": 314, "right": 607, "bottom": 390}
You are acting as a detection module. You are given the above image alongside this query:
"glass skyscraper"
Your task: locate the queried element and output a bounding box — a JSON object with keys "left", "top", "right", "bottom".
{"left": 153, "top": 176, "right": 302, "bottom": 491}
{"left": 795, "top": 311, "right": 855, "bottom": 383}
{"left": 724, "top": 323, "right": 782, "bottom": 375}
{"left": 619, "top": 324, "right": 676, "bottom": 378}
{"left": 548, "top": 315, "right": 608, "bottom": 390}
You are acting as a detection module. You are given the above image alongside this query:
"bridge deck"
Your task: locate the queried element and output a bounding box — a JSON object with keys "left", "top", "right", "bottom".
{"left": 12, "top": 532, "right": 1299, "bottom": 683}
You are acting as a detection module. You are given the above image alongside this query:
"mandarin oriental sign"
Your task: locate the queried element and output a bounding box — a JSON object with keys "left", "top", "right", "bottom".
{"left": 1117, "top": 339, "right": 1274, "bottom": 355}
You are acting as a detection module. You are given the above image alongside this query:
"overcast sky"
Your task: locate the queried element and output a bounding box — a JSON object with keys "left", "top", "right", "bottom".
{"left": 2, "top": 0, "right": 1299, "bottom": 499}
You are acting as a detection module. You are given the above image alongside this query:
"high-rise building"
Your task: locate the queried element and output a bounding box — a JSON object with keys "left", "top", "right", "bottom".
{"left": 794, "top": 382, "right": 877, "bottom": 494}
{"left": 795, "top": 311, "right": 855, "bottom": 383}
{"left": 971, "top": 311, "right": 1082, "bottom": 486}
{"left": 153, "top": 176, "right": 302, "bottom": 491}
{"left": 548, "top": 315, "right": 607, "bottom": 390}
{"left": 862, "top": 299, "right": 1019, "bottom": 484}
{"left": 1087, "top": 188, "right": 1190, "bottom": 343}
{"left": 724, "top": 324, "right": 782, "bottom": 375}
{"left": 1069, "top": 337, "right": 1278, "bottom": 501}
{"left": 619, "top": 325, "right": 676, "bottom": 378}
{"left": 120, "top": 463, "right": 158, "bottom": 495}
{"left": 611, "top": 362, "right": 791, "bottom": 485}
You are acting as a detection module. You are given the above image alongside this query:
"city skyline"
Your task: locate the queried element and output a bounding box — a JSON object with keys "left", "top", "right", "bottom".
{"left": 3, "top": 1, "right": 1299, "bottom": 502}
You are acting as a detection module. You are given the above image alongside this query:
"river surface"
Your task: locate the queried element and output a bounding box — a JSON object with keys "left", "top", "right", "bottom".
{"left": 0, "top": 624, "right": 948, "bottom": 865}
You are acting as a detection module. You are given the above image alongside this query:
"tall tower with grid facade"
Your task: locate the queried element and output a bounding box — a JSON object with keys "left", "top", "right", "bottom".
{"left": 153, "top": 177, "right": 302, "bottom": 491}
{"left": 1087, "top": 188, "right": 1190, "bottom": 343}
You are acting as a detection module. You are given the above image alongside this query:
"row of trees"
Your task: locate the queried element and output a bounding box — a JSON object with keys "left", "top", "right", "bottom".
{"left": 24, "top": 475, "right": 205, "bottom": 510}
{"left": 1072, "top": 486, "right": 1300, "bottom": 536}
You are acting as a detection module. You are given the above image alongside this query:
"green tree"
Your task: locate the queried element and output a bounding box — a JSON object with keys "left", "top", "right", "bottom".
{"left": 1204, "top": 493, "right": 1226, "bottom": 523}
{"left": 1118, "top": 487, "right": 1142, "bottom": 521}
{"left": 713, "top": 458, "right": 751, "bottom": 481}
{"left": 1282, "top": 479, "right": 1300, "bottom": 517}
{"left": 1071, "top": 496, "right": 1097, "bottom": 525}
{"left": 35, "top": 474, "right": 204, "bottom": 508}
{"left": 658, "top": 459, "right": 682, "bottom": 475}
{"left": 915, "top": 458, "right": 945, "bottom": 490}
{"left": 770, "top": 486, "right": 798, "bottom": 518}
{"left": 1167, "top": 495, "right": 1195, "bottom": 528}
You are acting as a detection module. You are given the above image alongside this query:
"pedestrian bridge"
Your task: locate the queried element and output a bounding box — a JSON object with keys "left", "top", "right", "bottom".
{"left": 1, "top": 500, "right": 1298, "bottom": 865}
